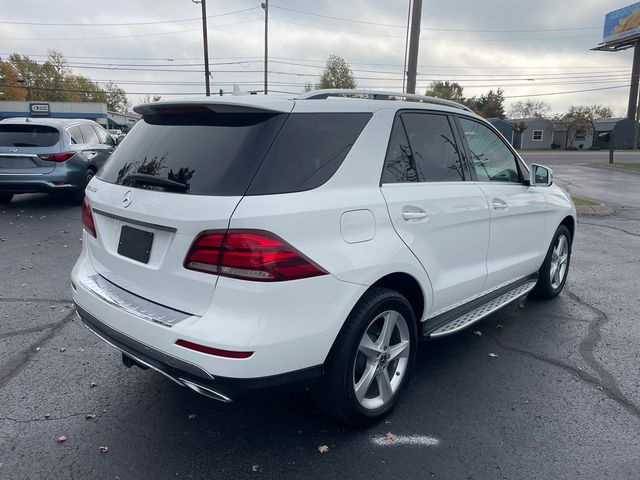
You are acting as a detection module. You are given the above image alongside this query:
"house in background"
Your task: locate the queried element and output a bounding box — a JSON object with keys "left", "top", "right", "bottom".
{"left": 508, "top": 118, "right": 554, "bottom": 150}
{"left": 552, "top": 121, "right": 594, "bottom": 149}
{"left": 487, "top": 118, "right": 514, "bottom": 145}
{"left": 592, "top": 118, "right": 637, "bottom": 149}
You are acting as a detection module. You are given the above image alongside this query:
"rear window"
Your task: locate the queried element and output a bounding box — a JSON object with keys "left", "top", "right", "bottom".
{"left": 97, "top": 111, "right": 288, "bottom": 196}
{"left": 247, "top": 113, "right": 372, "bottom": 195}
{"left": 98, "top": 110, "right": 371, "bottom": 196}
{"left": 0, "top": 124, "right": 60, "bottom": 147}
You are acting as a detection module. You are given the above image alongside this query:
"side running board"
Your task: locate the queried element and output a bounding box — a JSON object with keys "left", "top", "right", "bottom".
{"left": 426, "top": 279, "right": 538, "bottom": 338}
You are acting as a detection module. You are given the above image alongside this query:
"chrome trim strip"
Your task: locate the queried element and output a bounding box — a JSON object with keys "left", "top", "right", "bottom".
{"left": 80, "top": 274, "right": 191, "bottom": 327}
{"left": 92, "top": 208, "right": 177, "bottom": 232}
{"left": 0, "top": 173, "right": 47, "bottom": 176}
{"left": 430, "top": 281, "right": 537, "bottom": 338}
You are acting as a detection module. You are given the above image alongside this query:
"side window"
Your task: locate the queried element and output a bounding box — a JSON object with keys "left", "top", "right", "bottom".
{"left": 382, "top": 116, "right": 417, "bottom": 183}
{"left": 68, "top": 126, "right": 84, "bottom": 144}
{"left": 79, "top": 124, "right": 100, "bottom": 144}
{"left": 382, "top": 112, "right": 466, "bottom": 183}
{"left": 94, "top": 126, "right": 115, "bottom": 146}
{"left": 458, "top": 118, "right": 521, "bottom": 183}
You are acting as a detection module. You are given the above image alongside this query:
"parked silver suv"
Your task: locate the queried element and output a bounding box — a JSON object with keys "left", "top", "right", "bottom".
{"left": 0, "top": 117, "right": 115, "bottom": 204}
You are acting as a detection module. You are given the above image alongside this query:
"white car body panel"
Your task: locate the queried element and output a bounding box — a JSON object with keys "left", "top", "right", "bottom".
{"left": 71, "top": 92, "right": 576, "bottom": 390}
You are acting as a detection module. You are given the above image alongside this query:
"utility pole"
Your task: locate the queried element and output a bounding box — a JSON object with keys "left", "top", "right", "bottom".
{"left": 261, "top": 1, "right": 269, "bottom": 95}
{"left": 627, "top": 40, "right": 640, "bottom": 121}
{"left": 193, "top": 0, "right": 211, "bottom": 96}
{"left": 405, "top": 0, "right": 422, "bottom": 94}
{"left": 402, "top": 0, "right": 412, "bottom": 94}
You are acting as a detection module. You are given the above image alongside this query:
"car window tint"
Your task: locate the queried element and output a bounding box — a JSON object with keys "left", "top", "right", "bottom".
{"left": 382, "top": 116, "right": 418, "bottom": 183}
{"left": 68, "top": 126, "right": 84, "bottom": 144}
{"left": 247, "top": 113, "right": 372, "bottom": 195}
{"left": 98, "top": 111, "right": 288, "bottom": 196}
{"left": 79, "top": 124, "right": 100, "bottom": 144}
{"left": 458, "top": 118, "right": 520, "bottom": 183}
{"left": 383, "top": 113, "right": 465, "bottom": 183}
{"left": 0, "top": 124, "right": 60, "bottom": 147}
{"left": 94, "top": 125, "right": 114, "bottom": 146}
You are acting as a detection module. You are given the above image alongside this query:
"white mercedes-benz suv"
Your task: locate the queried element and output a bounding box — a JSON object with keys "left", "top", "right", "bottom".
{"left": 72, "top": 89, "right": 575, "bottom": 426}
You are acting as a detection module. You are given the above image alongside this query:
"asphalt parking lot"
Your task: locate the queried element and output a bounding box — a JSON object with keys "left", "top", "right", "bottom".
{"left": 1, "top": 152, "right": 640, "bottom": 479}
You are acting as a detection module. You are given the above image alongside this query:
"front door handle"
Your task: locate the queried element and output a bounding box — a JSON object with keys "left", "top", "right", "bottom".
{"left": 402, "top": 206, "right": 428, "bottom": 222}
{"left": 492, "top": 198, "right": 508, "bottom": 211}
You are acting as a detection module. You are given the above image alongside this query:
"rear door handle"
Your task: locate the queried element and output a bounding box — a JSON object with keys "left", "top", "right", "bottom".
{"left": 492, "top": 198, "right": 508, "bottom": 211}
{"left": 401, "top": 206, "right": 428, "bottom": 222}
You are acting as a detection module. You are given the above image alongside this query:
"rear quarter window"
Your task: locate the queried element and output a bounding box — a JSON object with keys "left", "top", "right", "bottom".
{"left": 0, "top": 124, "right": 60, "bottom": 147}
{"left": 247, "top": 113, "right": 372, "bottom": 195}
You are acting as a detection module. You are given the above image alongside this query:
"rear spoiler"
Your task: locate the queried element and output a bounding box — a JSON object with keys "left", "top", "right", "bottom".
{"left": 133, "top": 97, "right": 294, "bottom": 116}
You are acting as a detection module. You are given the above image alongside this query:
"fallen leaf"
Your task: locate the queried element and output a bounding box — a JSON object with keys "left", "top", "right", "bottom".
{"left": 318, "top": 445, "right": 329, "bottom": 453}
{"left": 56, "top": 435, "right": 67, "bottom": 443}
{"left": 86, "top": 414, "right": 97, "bottom": 420}
{"left": 35, "top": 347, "right": 40, "bottom": 352}
{"left": 384, "top": 432, "right": 397, "bottom": 442}
{"left": 77, "top": 347, "right": 86, "bottom": 353}
{"left": 44, "top": 414, "right": 51, "bottom": 419}
{"left": 488, "top": 353, "right": 499, "bottom": 358}
{"left": 187, "top": 414, "right": 196, "bottom": 420}
{"left": 59, "top": 347, "right": 66, "bottom": 353}
{"left": 596, "top": 386, "right": 604, "bottom": 391}
{"left": 251, "top": 465, "right": 260, "bottom": 472}
{"left": 99, "top": 446, "right": 109, "bottom": 453}
{"left": 473, "top": 331, "right": 482, "bottom": 337}
{"left": 90, "top": 382, "right": 97, "bottom": 388}
{"left": 496, "top": 325, "right": 504, "bottom": 329}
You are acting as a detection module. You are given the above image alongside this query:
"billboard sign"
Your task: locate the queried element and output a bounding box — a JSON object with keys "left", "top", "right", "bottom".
{"left": 604, "top": 2, "right": 640, "bottom": 45}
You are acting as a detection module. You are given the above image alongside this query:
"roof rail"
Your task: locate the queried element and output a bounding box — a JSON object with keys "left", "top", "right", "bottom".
{"left": 296, "top": 89, "right": 473, "bottom": 113}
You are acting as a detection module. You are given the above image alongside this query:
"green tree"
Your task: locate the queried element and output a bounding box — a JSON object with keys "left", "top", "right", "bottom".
{"left": 508, "top": 99, "right": 551, "bottom": 119}
{"left": 425, "top": 81, "right": 464, "bottom": 102}
{"left": 104, "top": 81, "right": 130, "bottom": 112}
{"left": 466, "top": 89, "right": 505, "bottom": 118}
{"left": 317, "top": 55, "right": 356, "bottom": 89}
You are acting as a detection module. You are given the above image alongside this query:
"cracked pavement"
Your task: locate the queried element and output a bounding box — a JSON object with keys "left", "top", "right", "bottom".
{"left": 1, "top": 154, "right": 640, "bottom": 479}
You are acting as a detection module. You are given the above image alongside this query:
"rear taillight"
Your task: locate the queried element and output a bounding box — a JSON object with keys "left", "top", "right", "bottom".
{"left": 37, "top": 152, "right": 75, "bottom": 162}
{"left": 175, "top": 339, "right": 253, "bottom": 359}
{"left": 82, "top": 199, "right": 96, "bottom": 238}
{"left": 184, "top": 229, "right": 328, "bottom": 282}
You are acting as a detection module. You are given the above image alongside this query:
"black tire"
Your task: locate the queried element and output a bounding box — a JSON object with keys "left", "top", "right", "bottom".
{"left": 532, "top": 224, "right": 572, "bottom": 299}
{"left": 68, "top": 169, "right": 94, "bottom": 205}
{"left": 314, "top": 287, "right": 418, "bottom": 427}
{"left": 0, "top": 193, "right": 13, "bottom": 205}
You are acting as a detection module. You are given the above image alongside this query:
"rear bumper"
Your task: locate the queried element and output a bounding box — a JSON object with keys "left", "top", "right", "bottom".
{"left": 71, "top": 239, "right": 367, "bottom": 386}
{"left": 0, "top": 166, "right": 86, "bottom": 194}
{"left": 75, "top": 304, "right": 322, "bottom": 402}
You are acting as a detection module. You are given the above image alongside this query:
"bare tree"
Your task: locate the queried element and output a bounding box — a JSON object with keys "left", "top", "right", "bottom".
{"left": 508, "top": 99, "right": 551, "bottom": 119}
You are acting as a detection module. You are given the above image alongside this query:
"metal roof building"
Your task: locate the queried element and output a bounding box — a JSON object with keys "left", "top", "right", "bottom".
{"left": 0, "top": 101, "right": 108, "bottom": 126}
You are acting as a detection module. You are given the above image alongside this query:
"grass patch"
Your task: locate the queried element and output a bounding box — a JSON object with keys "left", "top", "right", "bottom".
{"left": 572, "top": 196, "right": 600, "bottom": 206}
{"left": 613, "top": 162, "right": 640, "bottom": 171}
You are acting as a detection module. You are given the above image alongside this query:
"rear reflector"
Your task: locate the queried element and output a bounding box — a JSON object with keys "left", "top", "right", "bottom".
{"left": 82, "top": 199, "right": 96, "bottom": 237}
{"left": 175, "top": 339, "right": 253, "bottom": 359}
{"left": 184, "top": 229, "right": 328, "bottom": 282}
{"left": 38, "top": 151, "right": 75, "bottom": 162}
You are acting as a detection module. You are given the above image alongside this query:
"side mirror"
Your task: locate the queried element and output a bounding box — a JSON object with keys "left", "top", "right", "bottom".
{"left": 530, "top": 164, "right": 553, "bottom": 187}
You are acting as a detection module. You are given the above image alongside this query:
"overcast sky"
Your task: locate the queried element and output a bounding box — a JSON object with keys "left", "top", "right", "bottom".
{"left": 0, "top": 0, "right": 636, "bottom": 115}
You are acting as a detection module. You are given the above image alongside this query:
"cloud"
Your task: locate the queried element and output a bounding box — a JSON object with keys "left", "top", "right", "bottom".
{"left": 0, "top": 0, "right": 634, "bottom": 114}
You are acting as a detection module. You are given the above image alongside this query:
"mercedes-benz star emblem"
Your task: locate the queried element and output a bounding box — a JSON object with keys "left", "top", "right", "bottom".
{"left": 122, "top": 190, "right": 133, "bottom": 208}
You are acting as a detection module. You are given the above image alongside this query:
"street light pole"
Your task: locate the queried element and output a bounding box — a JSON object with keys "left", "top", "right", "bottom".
{"left": 261, "top": 0, "right": 269, "bottom": 95}
{"left": 193, "top": 0, "right": 211, "bottom": 96}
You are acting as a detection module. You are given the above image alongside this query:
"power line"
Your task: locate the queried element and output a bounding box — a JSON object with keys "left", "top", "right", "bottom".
{"left": 504, "top": 85, "right": 630, "bottom": 99}
{"left": 0, "top": 17, "right": 261, "bottom": 41}
{"left": 270, "top": 4, "right": 600, "bottom": 33}
{"left": 0, "top": 7, "right": 259, "bottom": 26}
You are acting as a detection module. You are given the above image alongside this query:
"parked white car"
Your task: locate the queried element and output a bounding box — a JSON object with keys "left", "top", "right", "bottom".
{"left": 72, "top": 90, "right": 576, "bottom": 426}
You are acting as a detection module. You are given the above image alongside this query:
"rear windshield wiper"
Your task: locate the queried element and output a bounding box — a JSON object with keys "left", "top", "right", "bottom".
{"left": 125, "top": 173, "right": 189, "bottom": 192}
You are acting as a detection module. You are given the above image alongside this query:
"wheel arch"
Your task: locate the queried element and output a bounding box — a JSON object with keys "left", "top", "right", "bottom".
{"left": 369, "top": 272, "right": 426, "bottom": 326}
{"left": 560, "top": 215, "right": 575, "bottom": 243}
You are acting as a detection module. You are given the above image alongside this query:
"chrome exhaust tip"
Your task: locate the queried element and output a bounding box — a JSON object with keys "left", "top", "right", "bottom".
{"left": 179, "top": 378, "right": 232, "bottom": 403}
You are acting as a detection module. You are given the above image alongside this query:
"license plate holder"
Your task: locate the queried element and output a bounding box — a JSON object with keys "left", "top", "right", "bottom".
{"left": 118, "top": 225, "right": 154, "bottom": 264}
